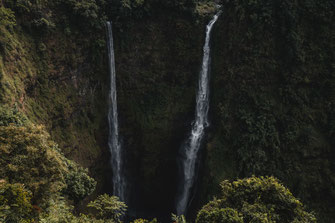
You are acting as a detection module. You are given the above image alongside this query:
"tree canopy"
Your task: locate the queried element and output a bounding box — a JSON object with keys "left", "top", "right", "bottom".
{"left": 196, "top": 176, "right": 316, "bottom": 223}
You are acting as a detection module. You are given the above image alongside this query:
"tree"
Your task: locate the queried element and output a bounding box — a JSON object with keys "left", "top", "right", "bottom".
{"left": 0, "top": 181, "right": 34, "bottom": 223}
{"left": 196, "top": 176, "right": 316, "bottom": 223}
{"left": 171, "top": 214, "right": 186, "bottom": 223}
{"left": 0, "top": 106, "right": 96, "bottom": 209}
{"left": 64, "top": 166, "right": 96, "bottom": 202}
{"left": 87, "top": 194, "right": 127, "bottom": 223}
{"left": 0, "top": 6, "right": 15, "bottom": 27}
{"left": 132, "top": 218, "right": 158, "bottom": 223}
{"left": 0, "top": 124, "right": 67, "bottom": 204}
{"left": 0, "top": 105, "right": 28, "bottom": 127}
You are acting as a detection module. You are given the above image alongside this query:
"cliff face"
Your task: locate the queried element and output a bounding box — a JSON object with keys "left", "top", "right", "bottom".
{"left": 201, "top": 1, "right": 335, "bottom": 222}
{"left": 1, "top": 0, "right": 334, "bottom": 221}
{"left": 0, "top": 2, "right": 111, "bottom": 208}
{"left": 0, "top": 0, "right": 206, "bottom": 217}
{"left": 113, "top": 12, "right": 205, "bottom": 216}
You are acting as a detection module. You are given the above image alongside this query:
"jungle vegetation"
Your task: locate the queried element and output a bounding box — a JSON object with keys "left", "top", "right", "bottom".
{"left": 0, "top": 0, "right": 334, "bottom": 222}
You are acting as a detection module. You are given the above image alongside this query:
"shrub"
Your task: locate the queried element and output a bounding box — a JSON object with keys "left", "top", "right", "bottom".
{"left": 0, "top": 181, "right": 34, "bottom": 222}
{"left": 0, "top": 6, "right": 16, "bottom": 27}
{"left": 0, "top": 105, "right": 29, "bottom": 126}
{"left": 0, "top": 124, "right": 67, "bottom": 204}
{"left": 87, "top": 194, "right": 127, "bottom": 222}
{"left": 31, "top": 17, "right": 55, "bottom": 34}
{"left": 3, "top": 0, "right": 33, "bottom": 14}
{"left": 171, "top": 214, "right": 186, "bottom": 223}
{"left": 197, "top": 208, "right": 243, "bottom": 223}
{"left": 195, "top": 1, "right": 217, "bottom": 17}
{"left": 196, "top": 176, "right": 316, "bottom": 223}
{"left": 132, "top": 218, "right": 158, "bottom": 223}
{"left": 73, "top": 0, "right": 99, "bottom": 20}
{"left": 39, "top": 196, "right": 106, "bottom": 223}
{"left": 55, "top": 0, "right": 106, "bottom": 30}
{"left": 0, "top": 107, "right": 97, "bottom": 209}
{"left": 64, "top": 166, "right": 96, "bottom": 202}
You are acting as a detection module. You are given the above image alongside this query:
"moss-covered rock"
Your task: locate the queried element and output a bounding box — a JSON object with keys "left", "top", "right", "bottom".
{"left": 200, "top": 0, "right": 335, "bottom": 221}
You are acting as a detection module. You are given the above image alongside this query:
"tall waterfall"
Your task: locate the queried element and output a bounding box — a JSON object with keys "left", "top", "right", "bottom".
{"left": 106, "top": 21, "right": 125, "bottom": 201}
{"left": 176, "top": 11, "right": 221, "bottom": 215}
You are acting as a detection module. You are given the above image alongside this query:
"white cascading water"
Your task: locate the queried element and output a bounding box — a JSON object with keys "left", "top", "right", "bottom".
{"left": 106, "top": 21, "right": 125, "bottom": 201}
{"left": 176, "top": 11, "right": 221, "bottom": 215}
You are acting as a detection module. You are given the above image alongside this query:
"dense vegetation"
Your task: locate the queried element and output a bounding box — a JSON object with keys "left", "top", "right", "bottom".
{"left": 0, "top": 107, "right": 143, "bottom": 222}
{"left": 0, "top": 106, "right": 95, "bottom": 221}
{"left": 196, "top": 177, "right": 316, "bottom": 223}
{"left": 0, "top": 0, "right": 334, "bottom": 222}
{"left": 203, "top": 0, "right": 335, "bottom": 221}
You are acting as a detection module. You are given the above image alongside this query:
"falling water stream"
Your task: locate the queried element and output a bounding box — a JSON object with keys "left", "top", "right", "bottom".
{"left": 106, "top": 21, "right": 126, "bottom": 201}
{"left": 176, "top": 11, "right": 221, "bottom": 215}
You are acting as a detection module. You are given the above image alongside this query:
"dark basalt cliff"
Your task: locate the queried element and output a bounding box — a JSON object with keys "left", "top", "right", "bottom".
{"left": 113, "top": 11, "right": 204, "bottom": 218}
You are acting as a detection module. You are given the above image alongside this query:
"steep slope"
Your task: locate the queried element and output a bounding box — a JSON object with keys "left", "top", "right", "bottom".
{"left": 1, "top": 0, "right": 334, "bottom": 221}
{"left": 201, "top": 0, "right": 335, "bottom": 222}
{"left": 113, "top": 11, "right": 205, "bottom": 217}
{"left": 0, "top": 0, "right": 109, "bottom": 171}
{"left": 0, "top": 0, "right": 208, "bottom": 218}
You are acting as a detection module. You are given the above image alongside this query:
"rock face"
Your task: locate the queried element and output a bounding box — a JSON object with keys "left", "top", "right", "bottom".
{"left": 0, "top": 1, "right": 206, "bottom": 218}
{"left": 114, "top": 12, "right": 205, "bottom": 217}
{"left": 200, "top": 1, "right": 335, "bottom": 222}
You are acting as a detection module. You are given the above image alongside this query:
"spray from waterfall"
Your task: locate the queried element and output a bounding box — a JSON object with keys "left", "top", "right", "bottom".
{"left": 176, "top": 11, "right": 221, "bottom": 215}
{"left": 106, "top": 21, "right": 126, "bottom": 201}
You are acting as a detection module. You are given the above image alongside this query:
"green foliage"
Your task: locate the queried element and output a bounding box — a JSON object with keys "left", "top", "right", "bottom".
{"left": 152, "top": 0, "right": 197, "bottom": 10}
{"left": 197, "top": 208, "right": 243, "bottom": 223}
{"left": 132, "top": 218, "right": 158, "bottom": 223}
{"left": 3, "top": 0, "right": 55, "bottom": 34}
{"left": 196, "top": 177, "right": 316, "bottom": 223}
{"left": 171, "top": 214, "right": 186, "bottom": 223}
{"left": 0, "top": 105, "right": 29, "bottom": 126}
{"left": 206, "top": 0, "right": 335, "bottom": 221}
{"left": 3, "top": 0, "right": 107, "bottom": 32}
{"left": 114, "top": 0, "right": 211, "bottom": 18}
{"left": 195, "top": 1, "right": 217, "bottom": 17}
{"left": 3, "top": 0, "right": 36, "bottom": 14}
{"left": 121, "top": 0, "right": 145, "bottom": 8}
{"left": 0, "top": 6, "right": 16, "bottom": 53}
{"left": 0, "top": 124, "right": 67, "bottom": 204}
{"left": 55, "top": 0, "right": 106, "bottom": 30}
{"left": 0, "top": 0, "right": 333, "bottom": 222}
{"left": 39, "top": 196, "right": 106, "bottom": 223}
{"left": 39, "top": 197, "right": 76, "bottom": 223}
{"left": 87, "top": 194, "right": 127, "bottom": 222}
{"left": 0, "top": 181, "right": 34, "bottom": 223}
{"left": 72, "top": 0, "right": 99, "bottom": 19}
{"left": 0, "top": 107, "right": 96, "bottom": 209}
{"left": 64, "top": 166, "right": 97, "bottom": 202}
{"left": 118, "top": 0, "right": 148, "bottom": 18}
{"left": 0, "top": 6, "right": 16, "bottom": 27}
{"left": 31, "top": 17, "right": 55, "bottom": 34}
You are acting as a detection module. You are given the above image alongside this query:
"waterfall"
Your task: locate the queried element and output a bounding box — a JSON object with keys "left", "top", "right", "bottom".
{"left": 176, "top": 11, "right": 221, "bottom": 215}
{"left": 106, "top": 21, "right": 126, "bottom": 201}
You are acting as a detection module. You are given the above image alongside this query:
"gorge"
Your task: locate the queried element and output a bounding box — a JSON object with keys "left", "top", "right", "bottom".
{"left": 0, "top": 0, "right": 334, "bottom": 222}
